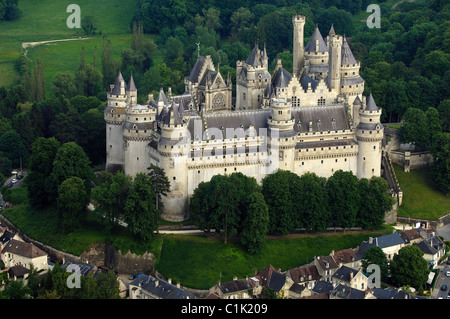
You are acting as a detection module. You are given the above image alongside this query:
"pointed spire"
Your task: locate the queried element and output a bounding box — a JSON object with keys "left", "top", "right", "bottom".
{"left": 128, "top": 72, "right": 137, "bottom": 92}
{"left": 341, "top": 37, "right": 357, "bottom": 65}
{"left": 263, "top": 43, "right": 268, "bottom": 60}
{"left": 305, "top": 26, "right": 328, "bottom": 53}
{"left": 365, "top": 92, "right": 379, "bottom": 111}
{"left": 111, "top": 71, "right": 126, "bottom": 95}
{"left": 329, "top": 23, "right": 335, "bottom": 36}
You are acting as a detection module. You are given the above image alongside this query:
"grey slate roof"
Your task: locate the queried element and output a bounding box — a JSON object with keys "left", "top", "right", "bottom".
{"left": 330, "top": 284, "right": 366, "bottom": 299}
{"left": 372, "top": 287, "right": 426, "bottom": 299}
{"left": 356, "top": 232, "right": 405, "bottom": 259}
{"left": 128, "top": 73, "right": 137, "bottom": 92}
{"left": 131, "top": 274, "right": 197, "bottom": 299}
{"left": 219, "top": 279, "right": 253, "bottom": 295}
{"left": 272, "top": 67, "right": 292, "bottom": 88}
{"left": 341, "top": 38, "right": 357, "bottom": 65}
{"left": 110, "top": 72, "right": 126, "bottom": 95}
{"left": 246, "top": 43, "right": 263, "bottom": 67}
{"left": 268, "top": 271, "right": 286, "bottom": 293}
{"left": 365, "top": 93, "right": 379, "bottom": 111}
{"left": 188, "top": 56, "right": 206, "bottom": 83}
{"left": 300, "top": 73, "right": 319, "bottom": 91}
{"left": 305, "top": 27, "right": 328, "bottom": 53}
{"left": 292, "top": 105, "right": 349, "bottom": 133}
{"left": 332, "top": 265, "right": 361, "bottom": 283}
{"left": 312, "top": 281, "right": 334, "bottom": 295}
{"left": 0, "top": 230, "right": 14, "bottom": 246}
{"left": 61, "top": 259, "right": 96, "bottom": 277}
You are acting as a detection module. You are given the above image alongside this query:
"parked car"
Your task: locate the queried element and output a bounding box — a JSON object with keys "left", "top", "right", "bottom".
{"left": 11, "top": 179, "right": 17, "bottom": 184}
{"left": 446, "top": 271, "right": 450, "bottom": 277}
{"left": 441, "top": 285, "right": 447, "bottom": 291}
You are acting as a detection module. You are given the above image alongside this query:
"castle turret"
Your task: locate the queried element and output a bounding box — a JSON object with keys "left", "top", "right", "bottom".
{"left": 126, "top": 73, "right": 138, "bottom": 107}
{"left": 158, "top": 102, "right": 190, "bottom": 221}
{"left": 123, "top": 104, "right": 157, "bottom": 176}
{"left": 304, "top": 26, "right": 329, "bottom": 81}
{"left": 292, "top": 15, "right": 306, "bottom": 77}
{"left": 105, "top": 72, "right": 127, "bottom": 172}
{"left": 327, "top": 33, "right": 342, "bottom": 92}
{"left": 356, "top": 93, "right": 384, "bottom": 179}
{"left": 339, "top": 37, "right": 364, "bottom": 107}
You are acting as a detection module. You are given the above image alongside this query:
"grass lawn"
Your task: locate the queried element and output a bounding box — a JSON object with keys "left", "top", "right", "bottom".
{"left": 0, "top": 0, "right": 138, "bottom": 88}
{"left": 394, "top": 163, "right": 450, "bottom": 220}
{"left": 156, "top": 229, "right": 391, "bottom": 290}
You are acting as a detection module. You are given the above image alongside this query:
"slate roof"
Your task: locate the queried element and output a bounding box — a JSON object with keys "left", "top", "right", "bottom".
{"left": 110, "top": 72, "right": 126, "bottom": 95}
{"left": 399, "top": 229, "right": 421, "bottom": 244}
{"left": 272, "top": 67, "right": 292, "bottom": 88}
{"left": 341, "top": 38, "right": 357, "bottom": 65}
{"left": 128, "top": 73, "right": 137, "bottom": 92}
{"left": 315, "top": 255, "right": 339, "bottom": 271}
{"left": 330, "top": 284, "right": 366, "bottom": 299}
{"left": 300, "top": 73, "right": 319, "bottom": 91}
{"left": 188, "top": 56, "right": 206, "bottom": 83}
{"left": 372, "top": 287, "right": 426, "bottom": 299}
{"left": 219, "top": 279, "right": 253, "bottom": 295}
{"left": 61, "top": 259, "right": 96, "bottom": 277}
{"left": 292, "top": 105, "right": 349, "bottom": 133}
{"left": 130, "top": 274, "right": 197, "bottom": 299}
{"left": 2, "top": 239, "right": 46, "bottom": 259}
{"left": 246, "top": 43, "right": 265, "bottom": 67}
{"left": 312, "top": 280, "right": 334, "bottom": 295}
{"left": 356, "top": 232, "right": 405, "bottom": 259}
{"left": 268, "top": 271, "right": 286, "bottom": 293}
{"left": 365, "top": 93, "right": 379, "bottom": 111}
{"left": 305, "top": 27, "right": 328, "bottom": 53}
{"left": 332, "top": 248, "right": 358, "bottom": 264}
{"left": 332, "top": 265, "right": 361, "bottom": 283}
{"left": 0, "top": 230, "right": 15, "bottom": 246}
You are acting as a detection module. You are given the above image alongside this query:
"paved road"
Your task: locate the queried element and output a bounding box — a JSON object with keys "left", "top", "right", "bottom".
{"left": 437, "top": 224, "right": 450, "bottom": 241}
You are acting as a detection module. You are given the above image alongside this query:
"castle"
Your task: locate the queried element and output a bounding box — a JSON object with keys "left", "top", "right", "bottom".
{"left": 104, "top": 15, "right": 384, "bottom": 222}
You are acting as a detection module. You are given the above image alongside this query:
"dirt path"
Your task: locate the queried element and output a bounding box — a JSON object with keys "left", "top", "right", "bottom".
{"left": 392, "top": 0, "right": 415, "bottom": 9}
{"left": 22, "top": 37, "right": 92, "bottom": 58}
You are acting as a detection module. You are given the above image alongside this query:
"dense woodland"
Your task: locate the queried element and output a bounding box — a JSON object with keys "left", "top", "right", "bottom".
{"left": 0, "top": 1, "right": 448, "bottom": 244}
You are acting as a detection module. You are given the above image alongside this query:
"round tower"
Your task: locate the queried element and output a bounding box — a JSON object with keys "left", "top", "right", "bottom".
{"left": 105, "top": 72, "right": 127, "bottom": 172}
{"left": 268, "top": 98, "right": 296, "bottom": 172}
{"left": 158, "top": 103, "right": 190, "bottom": 222}
{"left": 340, "top": 37, "right": 364, "bottom": 106}
{"left": 356, "top": 93, "right": 384, "bottom": 179}
{"left": 304, "top": 26, "right": 329, "bottom": 81}
{"left": 327, "top": 34, "right": 342, "bottom": 92}
{"left": 292, "top": 15, "right": 306, "bottom": 77}
{"left": 123, "top": 104, "right": 157, "bottom": 176}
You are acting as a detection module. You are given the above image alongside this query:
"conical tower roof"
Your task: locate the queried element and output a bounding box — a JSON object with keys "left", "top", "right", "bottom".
{"left": 111, "top": 71, "right": 126, "bottom": 95}
{"left": 341, "top": 37, "right": 357, "bottom": 65}
{"left": 365, "top": 93, "right": 379, "bottom": 111}
{"left": 128, "top": 73, "right": 137, "bottom": 92}
{"left": 305, "top": 26, "right": 328, "bottom": 53}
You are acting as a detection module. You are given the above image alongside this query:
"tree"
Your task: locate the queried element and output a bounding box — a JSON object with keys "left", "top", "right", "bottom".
{"left": 189, "top": 181, "right": 215, "bottom": 233}
{"left": 326, "top": 170, "right": 360, "bottom": 231}
{"left": 390, "top": 245, "right": 429, "bottom": 290}
{"left": 262, "top": 170, "right": 297, "bottom": 235}
{"left": 1, "top": 280, "right": 32, "bottom": 299}
{"left": 361, "top": 246, "right": 389, "bottom": 283}
{"left": 49, "top": 142, "right": 92, "bottom": 202}
{"left": 81, "top": 16, "right": 98, "bottom": 35}
{"left": 124, "top": 173, "right": 160, "bottom": 242}
{"left": 357, "top": 177, "right": 394, "bottom": 230}
{"left": 240, "top": 192, "right": 269, "bottom": 254}
{"left": 57, "top": 177, "right": 89, "bottom": 232}
{"left": 0, "top": 129, "right": 28, "bottom": 168}
{"left": 53, "top": 72, "right": 77, "bottom": 99}
{"left": 431, "top": 132, "right": 450, "bottom": 195}
{"left": 92, "top": 171, "right": 132, "bottom": 231}
{"left": 80, "top": 109, "right": 106, "bottom": 165}
{"left": 147, "top": 164, "right": 170, "bottom": 211}
{"left": 296, "top": 173, "right": 330, "bottom": 232}
{"left": 102, "top": 36, "right": 117, "bottom": 90}
{"left": 26, "top": 137, "right": 60, "bottom": 208}
{"left": 399, "top": 108, "right": 431, "bottom": 151}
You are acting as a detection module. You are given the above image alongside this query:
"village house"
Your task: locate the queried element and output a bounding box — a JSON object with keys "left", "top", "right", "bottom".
{"left": 1, "top": 239, "right": 47, "bottom": 274}
{"left": 332, "top": 265, "right": 368, "bottom": 291}
{"left": 356, "top": 231, "right": 406, "bottom": 261}
{"left": 313, "top": 255, "right": 339, "bottom": 282}
{"left": 331, "top": 248, "right": 361, "bottom": 270}
{"left": 399, "top": 228, "right": 422, "bottom": 245}
{"left": 209, "top": 276, "right": 254, "bottom": 299}
{"left": 129, "top": 274, "right": 197, "bottom": 299}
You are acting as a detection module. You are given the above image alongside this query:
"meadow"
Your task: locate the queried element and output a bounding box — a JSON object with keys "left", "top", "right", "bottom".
{"left": 0, "top": 0, "right": 139, "bottom": 88}
{"left": 394, "top": 163, "right": 450, "bottom": 220}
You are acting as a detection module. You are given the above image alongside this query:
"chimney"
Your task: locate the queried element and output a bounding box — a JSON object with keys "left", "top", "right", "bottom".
{"left": 177, "top": 282, "right": 181, "bottom": 288}
{"left": 350, "top": 271, "right": 354, "bottom": 281}
{"left": 369, "top": 237, "right": 373, "bottom": 244}
{"left": 155, "top": 280, "right": 159, "bottom": 287}
{"left": 168, "top": 278, "right": 172, "bottom": 284}
{"left": 233, "top": 276, "right": 238, "bottom": 281}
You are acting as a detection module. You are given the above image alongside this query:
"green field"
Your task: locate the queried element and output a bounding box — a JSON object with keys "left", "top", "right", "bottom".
{"left": 0, "top": 0, "right": 139, "bottom": 88}
{"left": 394, "top": 163, "right": 450, "bottom": 220}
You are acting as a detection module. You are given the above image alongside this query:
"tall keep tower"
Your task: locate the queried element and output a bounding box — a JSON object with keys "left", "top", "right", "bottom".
{"left": 356, "top": 93, "right": 384, "bottom": 179}
{"left": 327, "top": 33, "right": 343, "bottom": 92}
{"left": 292, "top": 15, "right": 306, "bottom": 78}
{"left": 105, "top": 72, "right": 127, "bottom": 172}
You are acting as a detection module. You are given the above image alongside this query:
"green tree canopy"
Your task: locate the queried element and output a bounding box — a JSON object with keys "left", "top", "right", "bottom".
{"left": 390, "top": 245, "right": 430, "bottom": 290}
{"left": 57, "top": 176, "right": 89, "bottom": 232}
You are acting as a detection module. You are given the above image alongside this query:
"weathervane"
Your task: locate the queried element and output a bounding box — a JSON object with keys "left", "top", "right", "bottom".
{"left": 196, "top": 42, "right": 200, "bottom": 57}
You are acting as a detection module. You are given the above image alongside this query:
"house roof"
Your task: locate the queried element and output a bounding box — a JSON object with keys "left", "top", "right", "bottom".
{"left": 399, "top": 229, "right": 421, "bottom": 244}
{"left": 130, "top": 274, "right": 197, "bottom": 299}
{"left": 268, "top": 271, "right": 286, "bottom": 292}
{"left": 61, "top": 259, "right": 96, "bottom": 277}
{"left": 330, "top": 284, "right": 366, "bottom": 299}
{"left": 289, "top": 283, "right": 306, "bottom": 294}
{"left": 257, "top": 264, "right": 279, "bottom": 287}
{"left": 372, "top": 287, "right": 426, "bottom": 299}
{"left": 2, "top": 239, "right": 46, "bottom": 259}
{"left": 356, "top": 232, "right": 405, "bottom": 259}
{"left": 332, "top": 248, "right": 358, "bottom": 264}
{"left": 219, "top": 279, "right": 253, "bottom": 295}
{"left": 312, "top": 280, "right": 334, "bottom": 295}
{"left": 288, "top": 265, "right": 321, "bottom": 283}
{"left": 0, "top": 230, "right": 15, "bottom": 246}
{"left": 332, "top": 265, "right": 361, "bottom": 283}
{"left": 8, "top": 265, "right": 29, "bottom": 277}
{"left": 315, "top": 255, "right": 339, "bottom": 271}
